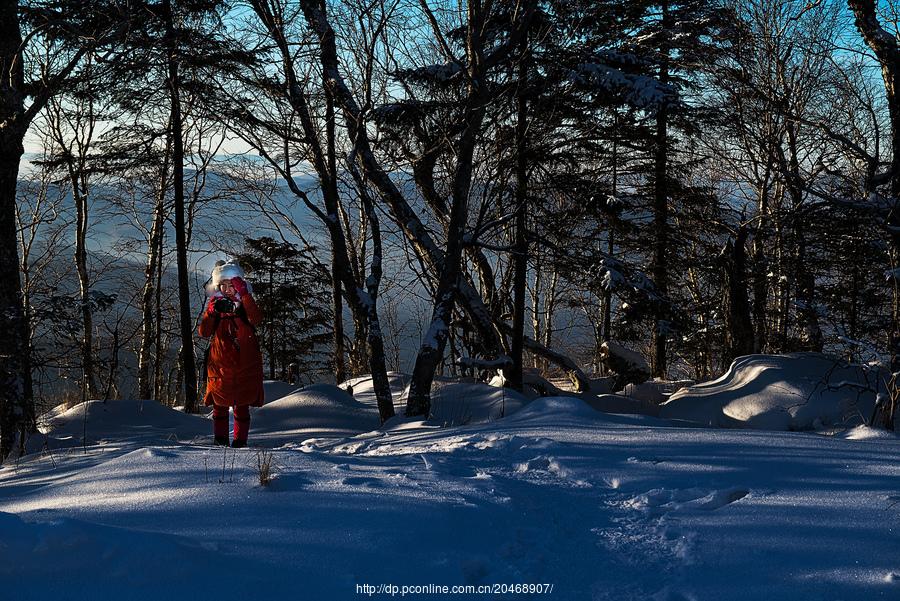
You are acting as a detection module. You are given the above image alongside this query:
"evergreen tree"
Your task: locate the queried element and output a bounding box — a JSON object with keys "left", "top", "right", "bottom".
{"left": 236, "top": 237, "right": 332, "bottom": 383}
{"left": 620, "top": 0, "right": 734, "bottom": 377}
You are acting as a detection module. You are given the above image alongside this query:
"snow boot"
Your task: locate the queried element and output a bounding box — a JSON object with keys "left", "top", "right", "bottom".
{"left": 231, "top": 438, "right": 247, "bottom": 449}
{"left": 214, "top": 435, "right": 229, "bottom": 446}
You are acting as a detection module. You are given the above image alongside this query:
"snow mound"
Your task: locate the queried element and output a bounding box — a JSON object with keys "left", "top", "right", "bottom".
{"left": 253, "top": 383, "right": 379, "bottom": 438}
{"left": 836, "top": 425, "right": 897, "bottom": 441}
{"left": 341, "top": 373, "right": 533, "bottom": 425}
{"left": 40, "top": 399, "right": 207, "bottom": 444}
{"left": 427, "top": 381, "right": 530, "bottom": 425}
{"left": 601, "top": 341, "right": 651, "bottom": 387}
{"left": 659, "top": 353, "right": 886, "bottom": 431}
{"left": 340, "top": 371, "right": 410, "bottom": 407}
{"left": 622, "top": 382, "right": 668, "bottom": 405}
{"left": 487, "top": 369, "right": 571, "bottom": 399}
{"left": 582, "top": 393, "right": 660, "bottom": 417}
{"left": 263, "top": 380, "right": 304, "bottom": 403}
{"left": 508, "top": 395, "right": 604, "bottom": 422}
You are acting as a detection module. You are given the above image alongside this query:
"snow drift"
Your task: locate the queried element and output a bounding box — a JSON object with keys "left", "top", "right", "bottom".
{"left": 36, "top": 399, "right": 207, "bottom": 449}
{"left": 659, "top": 353, "right": 886, "bottom": 430}
{"left": 252, "top": 383, "right": 381, "bottom": 441}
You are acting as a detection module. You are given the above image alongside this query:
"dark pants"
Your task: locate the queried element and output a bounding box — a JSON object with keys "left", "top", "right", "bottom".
{"left": 212, "top": 404, "right": 251, "bottom": 443}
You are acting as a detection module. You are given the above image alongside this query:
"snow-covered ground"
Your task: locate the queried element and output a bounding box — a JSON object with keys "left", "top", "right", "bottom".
{"left": 2, "top": 367, "right": 899, "bottom": 600}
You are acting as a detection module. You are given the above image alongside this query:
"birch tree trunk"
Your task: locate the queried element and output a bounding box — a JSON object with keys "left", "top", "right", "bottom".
{"left": 326, "top": 85, "right": 347, "bottom": 385}
{"left": 405, "top": 1, "right": 488, "bottom": 416}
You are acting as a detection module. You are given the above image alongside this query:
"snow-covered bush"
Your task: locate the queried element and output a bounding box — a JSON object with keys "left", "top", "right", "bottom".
{"left": 659, "top": 353, "right": 887, "bottom": 431}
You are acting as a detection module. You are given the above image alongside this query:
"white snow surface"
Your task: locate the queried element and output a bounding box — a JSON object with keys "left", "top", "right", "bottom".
{"left": 2, "top": 372, "right": 899, "bottom": 600}
{"left": 660, "top": 353, "right": 886, "bottom": 431}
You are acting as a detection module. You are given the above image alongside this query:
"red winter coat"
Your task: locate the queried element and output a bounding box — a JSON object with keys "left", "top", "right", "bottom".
{"left": 199, "top": 294, "right": 265, "bottom": 408}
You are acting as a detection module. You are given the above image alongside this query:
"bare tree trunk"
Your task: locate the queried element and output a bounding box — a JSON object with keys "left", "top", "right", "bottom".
{"left": 349, "top": 309, "right": 369, "bottom": 377}
{"left": 530, "top": 252, "right": 542, "bottom": 370}
{"left": 509, "top": 35, "right": 529, "bottom": 393}
{"left": 772, "top": 194, "right": 789, "bottom": 350}
{"left": 139, "top": 144, "right": 170, "bottom": 399}
{"left": 165, "top": 0, "right": 198, "bottom": 412}
{"left": 847, "top": 0, "right": 900, "bottom": 428}
{"left": 0, "top": 1, "right": 29, "bottom": 458}
{"left": 331, "top": 266, "right": 346, "bottom": 383}
{"left": 101, "top": 321, "right": 121, "bottom": 400}
{"left": 794, "top": 224, "right": 823, "bottom": 351}
{"left": 651, "top": 0, "right": 671, "bottom": 379}
{"left": 267, "top": 262, "right": 276, "bottom": 379}
{"left": 154, "top": 231, "right": 165, "bottom": 402}
{"left": 73, "top": 171, "right": 98, "bottom": 399}
{"left": 18, "top": 220, "right": 36, "bottom": 437}
{"left": 0, "top": 154, "right": 28, "bottom": 458}
{"left": 174, "top": 346, "right": 184, "bottom": 406}
{"left": 405, "top": 1, "right": 488, "bottom": 416}
{"left": 348, "top": 160, "right": 394, "bottom": 421}
{"left": 543, "top": 268, "right": 559, "bottom": 356}
{"left": 848, "top": 256, "right": 859, "bottom": 348}
{"left": 723, "top": 226, "right": 755, "bottom": 364}
{"left": 752, "top": 183, "right": 769, "bottom": 353}
{"left": 604, "top": 114, "right": 618, "bottom": 357}
{"left": 326, "top": 88, "right": 347, "bottom": 385}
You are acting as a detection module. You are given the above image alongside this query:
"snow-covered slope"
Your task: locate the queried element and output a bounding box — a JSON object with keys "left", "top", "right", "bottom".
{"left": 659, "top": 353, "right": 886, "bottom": 430}
{"left": 2, "top": 376, "right": 899, "bottom": 600}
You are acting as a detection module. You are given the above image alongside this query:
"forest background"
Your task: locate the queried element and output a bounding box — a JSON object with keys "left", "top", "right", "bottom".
{"left": 2, "top": 0, "right": 899, "bottom": 458}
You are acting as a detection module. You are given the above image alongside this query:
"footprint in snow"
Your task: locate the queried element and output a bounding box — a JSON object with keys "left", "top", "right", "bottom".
{"left": 694, "top": 487, "right": 750, "bottom": 510}
{"left": 625, "top": 487, "right": 750, "bottom": 514}
{"left": 627, "top": 456, "right": 667, "bottom": 465}
{"left": 410, "top": 455, "right": 485, "bottom": 479}
{"left": 341, "top": 476, "right": 383, "bottom": 488}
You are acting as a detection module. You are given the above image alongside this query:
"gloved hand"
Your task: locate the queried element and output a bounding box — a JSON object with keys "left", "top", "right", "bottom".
{"left": 206, "top": 297, "right": 219, "bottom": 315}
{"left": 231, "top": 277, "right": 249, "bottom": 298}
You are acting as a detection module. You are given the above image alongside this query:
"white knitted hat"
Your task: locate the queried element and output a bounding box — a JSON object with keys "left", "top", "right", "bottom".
{"left": 205, "top": 260, "right": 252, "bottom": 296}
